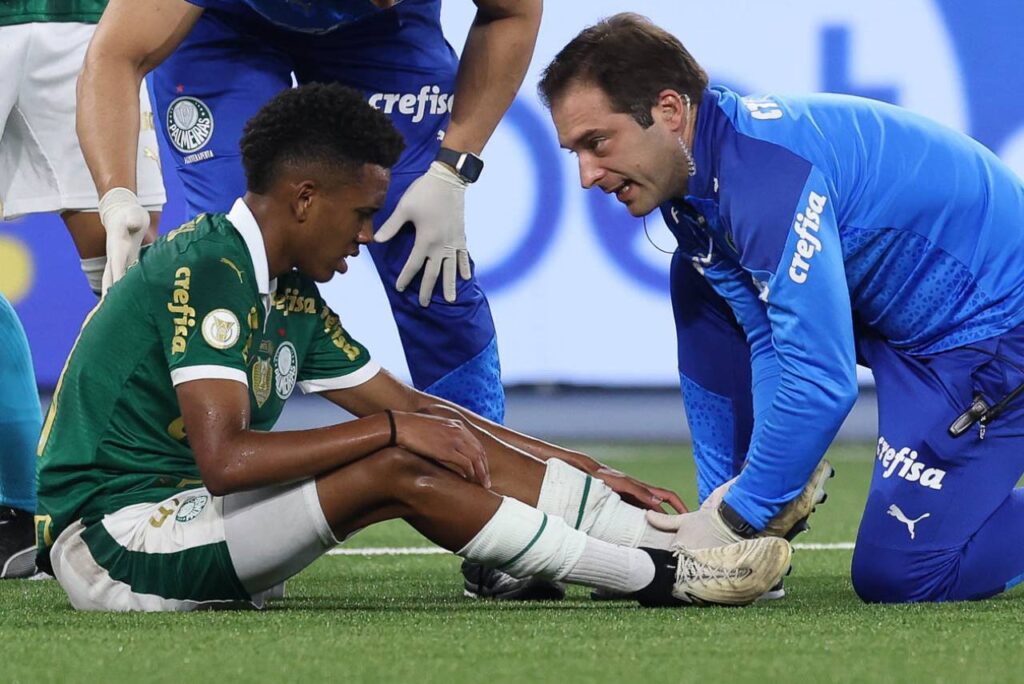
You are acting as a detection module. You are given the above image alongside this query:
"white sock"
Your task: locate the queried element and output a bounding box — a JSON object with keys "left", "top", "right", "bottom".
{"left": 80, "top": 256, "right": 105, "bottom": 297}
{"left": 536, "top": 458, "right": 674, "bottom": 549}
{"left": 458, "top": 496, "right": 655, "bottom": 594}
{"left": 563, "top": 537, "right": 655, "bottom": 593}
{"left": 459, "top": 496, "right": 587, "bottom": 579}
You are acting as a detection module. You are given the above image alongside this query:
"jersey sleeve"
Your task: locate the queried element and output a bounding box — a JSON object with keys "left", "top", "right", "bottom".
{"left": 297, "top": 296, "right": 380, "bottom": 394}
{"left": 723, "top": 167, "right": 858, "bottom": 528}
{"left": 152, "top": 251, "right": 254, "bottom": 387}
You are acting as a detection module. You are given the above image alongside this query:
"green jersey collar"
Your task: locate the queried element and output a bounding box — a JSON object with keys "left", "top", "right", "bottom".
{"left": 226, "top": 198, "right": 277, "bottom": 296}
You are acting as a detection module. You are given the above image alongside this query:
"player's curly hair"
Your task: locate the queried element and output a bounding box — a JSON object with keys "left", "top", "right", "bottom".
{"left": 538, "top": 13, "right": 708, "bottom": 128}
{"left": 240, "top": 82, "right": 405, "bottom": 193}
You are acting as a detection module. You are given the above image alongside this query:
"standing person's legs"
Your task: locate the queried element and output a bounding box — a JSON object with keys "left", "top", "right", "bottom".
{"left": 0, "top": 25, "right": 38, "bottom": 577}
{"left": 297, "top": 5, "right": 505, "bottom": 423}
{"left": 0, "top": 25, "right": 64, "bottom": 576}
{"left": 0, "top": 293, "right": 41, "bottom": 578}
{"left": 0, "top": 23, "right": 165, "bottom": 295}
{"left": 852, "top": 329, "right": 1024, "bottom": 602}
{"left": 365, "top": 171, "right": 504, "bottom": 421}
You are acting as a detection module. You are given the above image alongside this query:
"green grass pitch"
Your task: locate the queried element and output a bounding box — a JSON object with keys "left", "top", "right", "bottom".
{"left": 4, "top": 443, "right": 1024, "bottom": 683}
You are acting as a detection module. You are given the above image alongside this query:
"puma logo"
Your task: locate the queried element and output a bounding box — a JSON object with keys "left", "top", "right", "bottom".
{"left": 887, "top": 504, "right": 930, "bottom": 540}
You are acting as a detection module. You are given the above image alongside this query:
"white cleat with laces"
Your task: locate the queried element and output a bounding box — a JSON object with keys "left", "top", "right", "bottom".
{"left": 671, "top": 537, "right": 793, "bottom": 606}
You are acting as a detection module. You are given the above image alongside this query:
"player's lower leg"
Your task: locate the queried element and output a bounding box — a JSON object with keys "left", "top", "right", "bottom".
{"left": 418, "top": 405, "right": 678, "bottom": 599}
{"left": 535, "top": 457, "right": 676, "bottom": 547}
{"left": 419, "top": 405, "right": 677, "bottom": 548}
{"left": 0, "top": 293, "right": 42, "bottom": 579}
{"left": 315, "top": 447, "right": 788, "bottom": 606}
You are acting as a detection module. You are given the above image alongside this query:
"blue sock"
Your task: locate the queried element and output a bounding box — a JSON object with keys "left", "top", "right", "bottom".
{"left": 0, "top": 294, "right": 41, "bottom": 513}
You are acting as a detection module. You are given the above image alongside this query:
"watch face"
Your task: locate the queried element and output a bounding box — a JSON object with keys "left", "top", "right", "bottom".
{"left": 438, "top": 148, "right": 483, "bottom": 182}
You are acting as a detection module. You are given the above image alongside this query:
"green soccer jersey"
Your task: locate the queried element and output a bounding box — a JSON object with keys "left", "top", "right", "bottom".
{"left": 0, "top": 0, "right": 107, "bottom": 25}
{"left": 36, "top": 199, "right": 379, "bottom": 549}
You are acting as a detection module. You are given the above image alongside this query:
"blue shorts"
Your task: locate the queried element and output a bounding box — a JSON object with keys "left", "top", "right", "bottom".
{"left": 150, "top": 0, "right": 503, "bottom": 420}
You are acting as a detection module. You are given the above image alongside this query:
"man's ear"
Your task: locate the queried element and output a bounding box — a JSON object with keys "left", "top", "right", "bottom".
{"left": 293, "top": 180, "right": 316, "bottom": 221}
{"left": 655, "top": 89, "right": 687, "bottom": 131}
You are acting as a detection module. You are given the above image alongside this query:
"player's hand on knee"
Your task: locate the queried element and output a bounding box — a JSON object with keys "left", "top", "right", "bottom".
{"left": 646, "top": 505, "right": 743, "bottom": 550}
{"left": 99, "top": 188, "right": 150, "bottom": 296}
{"left": 591, "top": 465, "right": 688, "bottom": 513}
{"left": 394, "top": 411, "right": 490, "bottom": 488}
{"left": 375, "top": 162, "right": 471, "bottom": 307}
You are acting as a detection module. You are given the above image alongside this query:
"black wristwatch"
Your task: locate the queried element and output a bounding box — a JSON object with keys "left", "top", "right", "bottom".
{"left": 718, "top": 501, "right": 758, "bottom": 539}
{"left": 435, "top": 147, "right": 484, "bottom": 183}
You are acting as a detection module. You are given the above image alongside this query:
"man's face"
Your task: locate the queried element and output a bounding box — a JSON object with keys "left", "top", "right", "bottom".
{"left": 297, "top": 164, "right": 390, "bottom": 282}
{"left": 551, "top": 82, "right": 688, "bottom": 216}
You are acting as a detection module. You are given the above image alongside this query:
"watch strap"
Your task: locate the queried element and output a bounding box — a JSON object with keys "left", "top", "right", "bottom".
{"left": 718, "top": 500, "right": 759, "bottom": 539}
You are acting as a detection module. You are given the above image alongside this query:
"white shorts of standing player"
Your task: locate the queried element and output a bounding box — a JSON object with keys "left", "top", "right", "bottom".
{"left": 0, "top": 22, "right": 165, "bottom": 218}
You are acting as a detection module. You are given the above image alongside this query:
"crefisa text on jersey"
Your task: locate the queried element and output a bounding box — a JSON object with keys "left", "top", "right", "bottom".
{"left": 167, "top": 267, "right": 196, "bottom": 355}
{"left": 788, "top": 191, "right": 828, "bottom": 284}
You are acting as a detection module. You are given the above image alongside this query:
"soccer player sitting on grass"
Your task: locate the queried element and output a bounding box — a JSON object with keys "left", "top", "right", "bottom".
{"left": 35, "top": 83, "right": 807, "bottom": 612}
{"left": 542, "top": 14, "right": 1024, "bottom": 603}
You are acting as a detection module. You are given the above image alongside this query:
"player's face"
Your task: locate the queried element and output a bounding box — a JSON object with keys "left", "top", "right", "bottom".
{"left": 551, "top": 82, "right": 688, "bottom": 217}
{"left": 301, "top": 164, "right": 390, "bottom": 282}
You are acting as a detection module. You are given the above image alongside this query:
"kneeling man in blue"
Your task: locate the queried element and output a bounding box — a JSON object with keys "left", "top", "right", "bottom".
{"left": 542, "top": 13, "right": 1024, "bottom": 603}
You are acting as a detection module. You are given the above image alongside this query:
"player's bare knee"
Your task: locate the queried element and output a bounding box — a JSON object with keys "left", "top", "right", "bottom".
{"left": 381, "top": 447, "right": 463, "bottom": 508}
{"left": 369, "top": 447, "right": 447, "bottom": 503}
{"left": 370, "top": 446, "right": 429, "bottom": 477}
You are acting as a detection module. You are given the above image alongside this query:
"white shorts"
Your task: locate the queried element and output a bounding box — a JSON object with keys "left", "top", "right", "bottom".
{"left": 0, "top": 22, "right": 166, "bottom": 219}
{"left": 49, "top": 480, "right": 338, "bottom": 612}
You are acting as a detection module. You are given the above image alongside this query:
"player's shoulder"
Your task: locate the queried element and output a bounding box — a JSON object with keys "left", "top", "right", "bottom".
{"left": 141, "top": 213, "right": 253, "bottom": 285}
{"left": 153, "top": 212, "right": 243, "bottom": 255}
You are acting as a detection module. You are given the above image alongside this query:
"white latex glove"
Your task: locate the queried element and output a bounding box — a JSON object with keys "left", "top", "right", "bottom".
{"left": 646, "top": 499, "right": 744, "bottom": 550}
{"left": 98, "top": 187, "right": 150, "bottom": 296}
{"left": 375, "top": 161, "right": 471, "bottom": 307}
{"left": 701, "top": 476, "right": 736, "bottom": 512}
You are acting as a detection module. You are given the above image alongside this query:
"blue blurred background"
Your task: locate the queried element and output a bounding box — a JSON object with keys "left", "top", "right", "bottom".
{"left": 5, "top": 0, "right": 1023, "bottom": 393}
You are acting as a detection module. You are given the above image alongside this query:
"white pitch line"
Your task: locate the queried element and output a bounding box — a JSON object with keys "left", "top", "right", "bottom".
{"left": 327, "top": 542, "right": 855, "bottom": 557}
{"left": 793, "top": 542, "right": 855, "bottom": 550}
{"left": 327, "top": 547, "right": 451, "bottom": 557}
